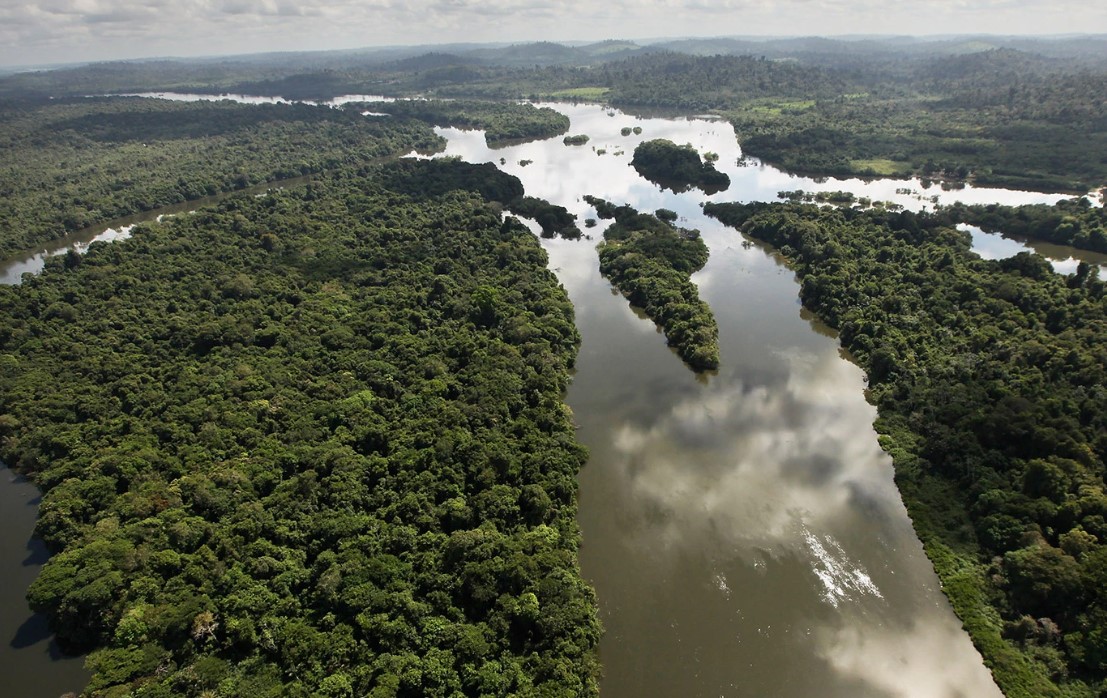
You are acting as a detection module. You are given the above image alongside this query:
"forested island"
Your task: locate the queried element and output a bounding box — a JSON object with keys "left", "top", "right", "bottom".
{"left": 705, "top": 200, "right": 1107, "bottom": 697}
{"left": 630, "top": 139, "right": 730, "bottom": 194}
{"left": 587, "top": 196, "right": 719, "bottom": 371}
{"left": 0, "top": 158, "right": 601, "bottom": 695}
{"left": 0, "top": 98, "right": 442, "bottom": 260}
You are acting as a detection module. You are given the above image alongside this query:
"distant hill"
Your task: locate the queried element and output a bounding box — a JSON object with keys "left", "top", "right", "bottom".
{"left": 384, "top": 52, "right": 484, "bottom": 71}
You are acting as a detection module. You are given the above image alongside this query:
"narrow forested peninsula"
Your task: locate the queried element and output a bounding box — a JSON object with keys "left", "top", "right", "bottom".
{"left": 373, "top": 159, "right": 581, "bottom": 240}
{"left": 362, "top": 100, "right": 570, "bottom": 146}
{"left": 507, "top": 197, "right": 582, "bottom": 239}
{"left": 0, "top": 159, "right": 601, "bottom": 696}
{"left": 705, "top": 200, "right": 1107, "bottom": 697}
{"left": 630, "top": 139, "right": 730, "bottom": 194}
{"left": 587, "top": 196, "right": 719, "bottom": 371}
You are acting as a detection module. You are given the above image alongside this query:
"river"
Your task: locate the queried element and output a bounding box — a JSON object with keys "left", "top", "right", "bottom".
{"left": 0, "top": 97, "right": 1098, "bottom": 697}
{"left": 1, "top": 464, "right": 89, "bottom": 697}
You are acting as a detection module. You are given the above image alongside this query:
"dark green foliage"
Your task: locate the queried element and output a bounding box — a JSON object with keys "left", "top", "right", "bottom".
{"left": 377, "top": 161, "right": 580, "bottom": 239}
{"left": 602, "top": 52, "right": 845, "bottom": 110}
{"left": 1, "top": 158, "right": 600, "bottom": 696}
{"left": 364, "top": 100, "right": 570, "bottom": 145}
{"left": 377, "top": 158, "right": 524, "bottom": 204}
{"left": 948, "top": 198, "right": 1107, "bottom": 254}
{"left": 6, "top": 42, "right": 1107, "bottom": 193}
{"left": 630, "top": 139, "right": 730, "bottom": 194}
{"left": 588, "top": 196, "right": 719, "bottom": 371}
{"left": 597, "top": 52, "right": 1107, "bottom": 193}
{"left": 705, "top": 200, "right": 1107, "bottom": 696}
{"left": 506, "top": 197, "right": 581, "bottom": 240}
{"left": 0, "top": 97, "right": 443, "bottom": 260}
{"left": 562, "top": 135, "right": 589, "bottom": 146}
{"left": 723, "top": 68, "right": 1107, "bottom": 192}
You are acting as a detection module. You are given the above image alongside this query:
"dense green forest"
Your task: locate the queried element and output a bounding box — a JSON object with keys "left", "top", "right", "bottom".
{"left": 359, "top": 101, "right": 569, "bottom": 146}
{"left": 586, "top": 196, "right": 719, "bottom": 371}
{"left": 580, "top": 49, "right": 1107, "bottom": 193}
{"left": 507, "top": 197, "right": 581, "bottom": 240}
{"left": 946, "top": 198, "right": 1107, "bottom": 254}
{"left": 5, "top": 40, "right": 1107, "bottom": 188}
{"left": 371, "top": 158, "right": 581, "bottom": 240}
{"left": 630, "top": 139, "right": 730, "bottom": 194}
{"left": 0, "top": 158, "right": 601, "bottom": 696}
{"left": 0, "top": 98, "right": 442, "bottom": 260}
{"left": 705, "top": 201, "right": 1107, "bottom": 697}
{"left": 6, "top": 35, "right": 1107, "bottom": 698}
{"left": 0, "top": 97, "right": 581, "bottom": 262}
{"left": 5, "top": 39, "right": 1107, "bottom": 192}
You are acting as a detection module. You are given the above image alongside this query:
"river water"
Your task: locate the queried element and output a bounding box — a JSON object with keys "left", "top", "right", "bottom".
{"left": 0, "top": 97, "right": 1098, "bottom": 697}
{"left": 433, "top": 104, "right": 1041, "bottom": 698}
{"left": 1, "top": 464, "right": 88, "bottom": 697}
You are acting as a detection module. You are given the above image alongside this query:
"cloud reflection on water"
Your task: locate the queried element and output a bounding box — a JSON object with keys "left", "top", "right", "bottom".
{"left": 582, "top": 335, "right": 1002, "bottom": 697}
{"left": 477, "top": 103, "right": 1010, "bottom": 697}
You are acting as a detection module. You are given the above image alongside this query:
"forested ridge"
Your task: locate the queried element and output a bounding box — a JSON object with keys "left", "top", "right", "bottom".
{"left": 587, "top": 197, "right": 719, "bottom": 371}
{"left": 705, "top": 201, "right": 1107, "bottom": 697}
{"left": 0, "top": 159, "right": 601, "bottom": 696}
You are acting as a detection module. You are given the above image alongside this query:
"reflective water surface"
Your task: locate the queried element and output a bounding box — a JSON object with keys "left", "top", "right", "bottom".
{"left": 1, "top": 463, "right": 89, "bottom": 697}
{"left": 432, "top": 103, "right": 1013, "bottom": 697}
{"left": 118, "top": 92, "right": 396, "bottom": 106}
{"left": 961, "top": 223, "right": 1107, "bottom": 275}
{"left": 2, "top": 97, "right": 1092, "bottom": 697}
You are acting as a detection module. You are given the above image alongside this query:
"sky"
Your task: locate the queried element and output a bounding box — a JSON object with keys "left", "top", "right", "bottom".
{"left": 2, "top": 0, "right": 1106, "bottom": 68}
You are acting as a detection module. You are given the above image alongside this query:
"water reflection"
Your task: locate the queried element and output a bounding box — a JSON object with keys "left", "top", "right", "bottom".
{"left": 436, "top": 103, "right": 1007, "bottom": 697}
{"left": 961, "top": 223, "right": 1107, "bottom": 276}
{"left": 118, "top": 92, "right": 395, "bottom": 107}
{"left": 3, "top": 95, "right": 1072, "bottom": 696}
{"left": 0, "top": 225, "right": 134, "bottom": 285}
{"left": 0, "top": 464, "right": 89, "bottom": 696}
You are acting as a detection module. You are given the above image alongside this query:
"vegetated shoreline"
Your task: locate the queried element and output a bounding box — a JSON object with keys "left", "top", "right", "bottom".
{"left": 361, "top": 100, "right": 571, "bottom": 146}
{"left": 944, "top": 199, "right": 1107, "bottom": 255}
{"left": 4, "top": 75, "right": 1102, "bottom": 694}
{"left": 705, "top": 200, "right": 1107, "bottom": 698}
{"left": 9, "top": 38, "right": 1107, "bottom": 195}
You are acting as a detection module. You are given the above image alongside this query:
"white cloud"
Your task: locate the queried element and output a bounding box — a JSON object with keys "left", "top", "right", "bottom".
{"left": 2, "top": 0, "right": 1106, "bottom": 66}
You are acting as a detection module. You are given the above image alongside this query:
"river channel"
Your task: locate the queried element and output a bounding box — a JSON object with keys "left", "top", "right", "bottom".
{"left": 0, "top": 97, "right": 1098, "bottom": 697}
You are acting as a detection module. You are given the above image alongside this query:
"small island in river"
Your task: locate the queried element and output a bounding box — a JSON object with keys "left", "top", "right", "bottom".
{"left": 587, "top": 196, "right": 720, "bottom": 371}
{"left": 631, "top": 139, "right": 730, "bottom": 194}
